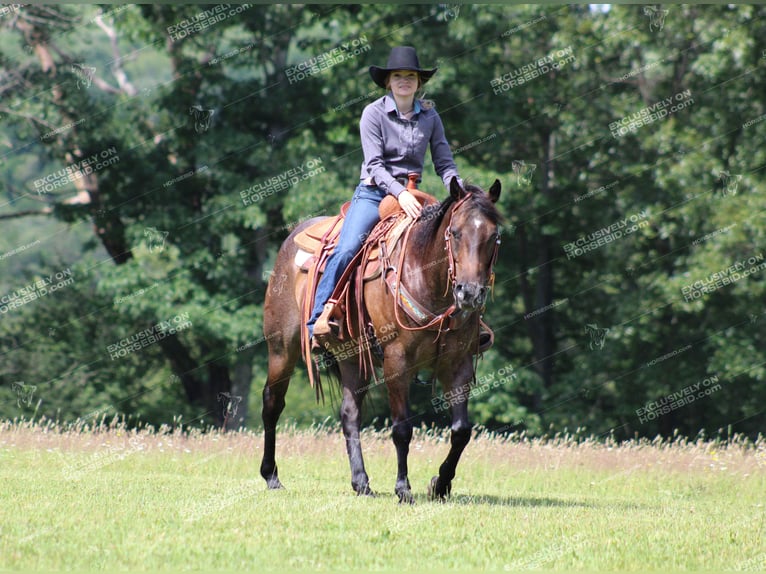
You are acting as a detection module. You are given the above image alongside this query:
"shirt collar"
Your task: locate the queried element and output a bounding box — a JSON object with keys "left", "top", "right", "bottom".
{"left": 384, "top": 93, "right": 421, "bottom": 117}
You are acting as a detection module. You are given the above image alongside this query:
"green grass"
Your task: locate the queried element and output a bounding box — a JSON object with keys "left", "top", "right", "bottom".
{"left": 1, "top": 419, "right": 765, "bottom": 571}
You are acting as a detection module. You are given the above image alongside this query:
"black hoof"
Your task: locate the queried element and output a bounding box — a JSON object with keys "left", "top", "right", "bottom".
{"left": 266, "top": 477, "right": 284, "bottom": 490}
{"left": 355, "top": 483, "right": 376, "bottom": 497}
{"left": 427, "top": 476, "right": 451, "bottom": 501}
{"left": 261, "top": 466, "right": 284, "bottom": 490}
{"left": 396, "top": 489, "right": 415, "bottom": 505}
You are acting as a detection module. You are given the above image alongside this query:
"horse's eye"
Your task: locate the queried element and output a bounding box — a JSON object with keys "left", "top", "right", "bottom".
{"left": 449, "top": 228, "right": 461, "bottom": 239}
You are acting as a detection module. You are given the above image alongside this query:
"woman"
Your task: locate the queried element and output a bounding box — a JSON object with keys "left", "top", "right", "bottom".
{"left": 308, "top": 46, "right": 462, "bottom": 343}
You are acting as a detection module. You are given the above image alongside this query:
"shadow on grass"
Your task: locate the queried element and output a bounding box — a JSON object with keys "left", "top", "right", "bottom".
{"left": 440, "top": 493, "right": 644, "bottom": 510}
{"left": 445, "top": 493, "right": 593, "bottom": 508}
{"left": 276, "top": 485, "right": 603, "bottom": 509}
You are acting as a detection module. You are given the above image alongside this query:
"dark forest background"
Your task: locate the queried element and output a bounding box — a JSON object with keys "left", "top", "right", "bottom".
{"left": 1, "top": 4, "right": 765, "bottom": 440}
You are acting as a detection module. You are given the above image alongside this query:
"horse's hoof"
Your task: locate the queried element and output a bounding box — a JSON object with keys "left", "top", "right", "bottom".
{"left": 427, "top": 476, "right": 439, "bottom": 500}
{"left": 397, "top": 490, "right": 415, "bottom": 505}
{"left": 428, "top": 476, "right": 450, "bottom": 502}
{"left": 262, "top": 469, "right": 284, "bottom": 490}
{"left": 355, "top": 484, "right": 376, "bottom": 497}
{"left": 396, "top": 485, "right": 415, "bottom": 504}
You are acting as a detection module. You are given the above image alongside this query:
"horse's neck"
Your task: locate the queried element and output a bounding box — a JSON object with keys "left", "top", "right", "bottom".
{"left": 401, "top": 217, "right": 453, "bottom": 308}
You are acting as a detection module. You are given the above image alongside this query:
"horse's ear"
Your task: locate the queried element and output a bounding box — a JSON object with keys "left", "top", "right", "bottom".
{"left": 450, "top": 176, "right": 465, "bottom": 200}
{"left": 488, "top": 179, "right": 501, "bottom": 203}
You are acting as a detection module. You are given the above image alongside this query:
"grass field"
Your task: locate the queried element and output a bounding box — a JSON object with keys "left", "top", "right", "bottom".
{"left": 1, "top": 419, "right": 765, "bottom": 572}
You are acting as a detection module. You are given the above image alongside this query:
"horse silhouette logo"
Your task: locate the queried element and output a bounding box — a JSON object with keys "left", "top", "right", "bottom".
{"left": 643, "top": 6, "right": 669, "bottom": 32}
{"left": 717, "top": 170, "right": 742, "bottom": 197}
{"left": 268, "top": 272, "right": 288, "bottom": 296}
{"left": 441, "top": 4, "right": 460, "bottom": 20}
{"left": 189, "top": 105, "right": 215, "bottom": 133}
{"left": 545, "top": 102, "right": 563, "bottom": 118}
{"left": 217, "top": 392, "right": 243, "bottom": 419}
{"left": 512, "top": 160, "right": 536, "bottom": 187}
{"left": 144, "top": 227, "right": 169, "bottom": 253}
{"left": 11, "top": 381, "right": 37, "bottom": 408}
{"left": 584, "top": 323, "right": 609, "bottom": 351}
{"left": 71, "top": 63, "right": 96, "bottom": 90}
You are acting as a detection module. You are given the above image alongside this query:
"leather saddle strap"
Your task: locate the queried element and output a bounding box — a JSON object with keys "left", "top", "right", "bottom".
{"left": 302, "top": 243, "right": 334, "bottom": 398}
{"left": 301, "top": 210, "right": 345, "bottom": 397}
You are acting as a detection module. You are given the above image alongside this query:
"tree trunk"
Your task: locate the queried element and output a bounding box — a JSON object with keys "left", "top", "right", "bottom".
{"left": 536, "top": 129, "right": 557, "bottom": 391}
{"left": 156, "top": 335, "right": 206, "bottom": 405}
{"left": 520, "top": 129, "right": 558, "bottom": 413}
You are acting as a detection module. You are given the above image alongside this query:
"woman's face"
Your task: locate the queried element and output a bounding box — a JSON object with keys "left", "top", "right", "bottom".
{"left": 388, "top": 70, "right": 419, "bottom": 99}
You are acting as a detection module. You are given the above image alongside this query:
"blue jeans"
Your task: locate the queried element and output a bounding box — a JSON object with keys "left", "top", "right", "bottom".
{"left": 307, "top": 183, "right": 385, "bottom": 337}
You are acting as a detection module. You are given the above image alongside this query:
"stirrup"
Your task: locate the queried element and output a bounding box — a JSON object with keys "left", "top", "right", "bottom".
{"left": 477, "top": 323, "right": 494, "bottom": 354}
{"left": 313, "top": 303, "right": 340, "bottom": 338}
{"left": 310, "top": 336, "right": 324, "bottom": 354}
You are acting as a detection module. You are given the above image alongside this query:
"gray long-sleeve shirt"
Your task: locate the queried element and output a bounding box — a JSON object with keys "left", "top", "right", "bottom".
{"left": 358, "top": 93, "right": 460, "bottom": 198}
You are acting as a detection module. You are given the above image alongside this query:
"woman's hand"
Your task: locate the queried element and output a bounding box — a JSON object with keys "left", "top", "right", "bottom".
{"left": 398, "top": 190, "right": 423, "bottom": 219}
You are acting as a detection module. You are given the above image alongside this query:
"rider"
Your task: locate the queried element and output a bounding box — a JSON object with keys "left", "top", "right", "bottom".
{"left": 307, "top": 46, "right": 463, "bottom": 345}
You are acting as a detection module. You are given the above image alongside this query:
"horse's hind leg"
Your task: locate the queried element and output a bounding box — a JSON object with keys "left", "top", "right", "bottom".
{"left": 338, "top": 361, "right": 374, "bottom": 495}
{"left": 383, "top": 345, "right": 417, "bottom": 504}
{"left": 260, "top": 329, "right": 300, "bottom": 490}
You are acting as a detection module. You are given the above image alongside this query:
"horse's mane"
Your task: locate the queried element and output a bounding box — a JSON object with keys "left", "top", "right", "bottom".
{"left": 410, "top": 183, "right": 502, "bottom": 252}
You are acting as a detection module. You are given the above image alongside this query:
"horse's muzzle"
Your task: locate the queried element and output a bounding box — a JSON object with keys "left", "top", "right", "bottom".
{"left": 454, "top": 282, "right": 488, "bottom": 311}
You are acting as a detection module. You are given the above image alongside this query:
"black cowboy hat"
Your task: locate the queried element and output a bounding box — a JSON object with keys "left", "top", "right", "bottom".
{"left": 368, "top": 46, "right": 438, "bottom": 89}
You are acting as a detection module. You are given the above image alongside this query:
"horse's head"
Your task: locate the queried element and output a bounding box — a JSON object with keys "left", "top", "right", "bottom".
{"left": 445, "top": 177, "right": 502, "bottom": 311}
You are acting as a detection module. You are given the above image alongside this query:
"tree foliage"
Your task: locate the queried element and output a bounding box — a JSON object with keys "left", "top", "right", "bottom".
{"left": 1, "top": 4, "right": 764, "bottom": 439}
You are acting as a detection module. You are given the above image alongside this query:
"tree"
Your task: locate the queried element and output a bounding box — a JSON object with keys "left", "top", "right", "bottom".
{"left": 1, "top": 4, "right": 764, "bottom": 439}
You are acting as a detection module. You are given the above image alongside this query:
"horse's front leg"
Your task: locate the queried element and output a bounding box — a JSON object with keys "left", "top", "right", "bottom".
{"left": 429, "top": 358, "right": 474, "bottom": 501}
{"left": 383, "top": 344, "right": 416, "bottom": 504}
{"left": 338, "top": 361, "right": 374, "bottom": 496}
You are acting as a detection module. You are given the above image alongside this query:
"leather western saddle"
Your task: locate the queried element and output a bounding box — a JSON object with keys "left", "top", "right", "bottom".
{"left": 293, "top": 187, "right": 436, "bottom": 280}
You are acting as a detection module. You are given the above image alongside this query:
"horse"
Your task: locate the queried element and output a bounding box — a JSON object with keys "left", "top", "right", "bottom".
{"left": 260, "top": 176, "right": 502, "bottom": 503}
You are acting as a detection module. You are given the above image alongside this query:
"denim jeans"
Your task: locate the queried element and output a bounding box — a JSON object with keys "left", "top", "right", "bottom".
{"left": 307, "top": 183, "right": 386, "bottom": 337}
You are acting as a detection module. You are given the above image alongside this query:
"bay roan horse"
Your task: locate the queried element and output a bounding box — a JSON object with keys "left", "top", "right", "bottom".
{"left": 260, "top": 177, "right": 502, "bottom": 503}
